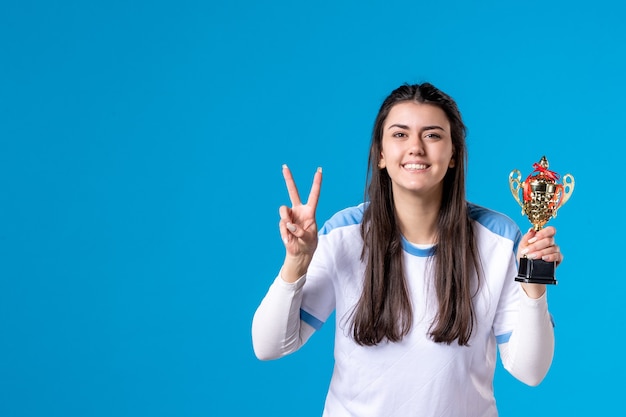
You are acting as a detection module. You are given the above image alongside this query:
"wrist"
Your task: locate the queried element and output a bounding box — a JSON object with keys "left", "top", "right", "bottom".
{"left": 521, "top": 282, "right": 547, "bottom": 299}
{"left": 281, "top": 254, "right": 312, "bottom": 283}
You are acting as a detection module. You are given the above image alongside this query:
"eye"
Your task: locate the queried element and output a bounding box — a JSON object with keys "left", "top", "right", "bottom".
{"left": 392, "top": 131, "right": 408, "bottom": 138}
{"left": 424, "top": 132, "right": 442, "bottom": 140}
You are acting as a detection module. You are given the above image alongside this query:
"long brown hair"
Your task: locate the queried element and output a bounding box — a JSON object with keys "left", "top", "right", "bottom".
{"left": 351, "top": 83, "right": 481, "bottom": 346}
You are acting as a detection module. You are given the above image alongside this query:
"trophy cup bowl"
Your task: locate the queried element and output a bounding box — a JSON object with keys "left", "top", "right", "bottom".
{"left": 509, "top": 156, "right": 574, "bottom": 285}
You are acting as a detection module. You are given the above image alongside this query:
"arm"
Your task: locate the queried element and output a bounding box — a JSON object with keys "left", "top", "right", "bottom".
{"left": 251, "top": 165, "right": 322, "bottom": 360}
{"left": 498, "top": 291, "right": 554, "bottom": 386}
{"left": 251, "top": 273, "right": 316, "bottom": 360}
{"left": 499, "top": 226, "right": 561, "bottom": 385}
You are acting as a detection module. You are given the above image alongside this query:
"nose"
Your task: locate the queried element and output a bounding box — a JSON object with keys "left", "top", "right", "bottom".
{"left": 408, "top": 135, "right": 425, "bottom": 156}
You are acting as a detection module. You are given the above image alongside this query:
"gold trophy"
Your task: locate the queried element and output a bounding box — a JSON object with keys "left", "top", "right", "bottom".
{"left": 509, "top": 156, "right": 574, "bottom": 285}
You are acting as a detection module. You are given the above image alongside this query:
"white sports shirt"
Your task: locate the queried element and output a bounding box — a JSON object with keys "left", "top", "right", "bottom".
{"left": 252, "top": 202, "right": 555, "bottom": 417}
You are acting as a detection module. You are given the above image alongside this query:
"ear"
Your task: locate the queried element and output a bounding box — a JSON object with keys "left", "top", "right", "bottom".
{"left": 448, "top": 150, "right": 455, "bottom": 168}
{"left": 378, "top": 153, "right": 386, "bottom": 169}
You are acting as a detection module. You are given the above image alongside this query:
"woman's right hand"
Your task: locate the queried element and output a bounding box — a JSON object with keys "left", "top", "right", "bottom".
{"left": 278, "top": 164, "right": 322, "bottom": 282}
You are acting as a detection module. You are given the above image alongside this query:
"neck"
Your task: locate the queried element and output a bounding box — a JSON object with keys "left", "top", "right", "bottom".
{"left": 393, "top": 192, "right": 441, "bottom": 245}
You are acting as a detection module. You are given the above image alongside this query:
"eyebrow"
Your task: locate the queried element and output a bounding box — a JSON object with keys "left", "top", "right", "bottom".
{"left": 387, "top": 124, "right": 446, "bottom": 131}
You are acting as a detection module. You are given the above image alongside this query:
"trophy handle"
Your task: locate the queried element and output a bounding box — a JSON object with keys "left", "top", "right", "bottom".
{"left": 558, "top": 173, "right": 575, "bottom": 207}
{"left": 508, "top": 169, "right": 524, "bottom": 209}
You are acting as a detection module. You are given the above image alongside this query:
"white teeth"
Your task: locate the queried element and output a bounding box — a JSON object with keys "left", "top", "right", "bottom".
{"left": 404, "top": 163, "right": 427, "bottom": 170}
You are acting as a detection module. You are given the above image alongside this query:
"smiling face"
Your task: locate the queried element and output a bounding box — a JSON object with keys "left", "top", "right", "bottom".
{"left": 378, "top": 101, "right": 455, "bottom": 200}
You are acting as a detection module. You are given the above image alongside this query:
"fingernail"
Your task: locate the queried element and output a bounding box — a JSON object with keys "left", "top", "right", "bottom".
{"left": 286, "top": 223, "right": 297, "bottom": 232}
{"left": 317, "top": 166, "right": 322, "bottom": 173}
{"left": 521, "top": 248, "right": 529, "bottom": 255}
{"left": 528, "top": 237, "right": 537, "bottom": 244}
{"left": 527, "top": 253, "right": 537, "bottom": 259}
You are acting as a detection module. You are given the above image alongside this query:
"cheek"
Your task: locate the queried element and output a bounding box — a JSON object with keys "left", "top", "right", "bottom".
{"left": 380, "top": 142, "right": 398, "bottom": 159}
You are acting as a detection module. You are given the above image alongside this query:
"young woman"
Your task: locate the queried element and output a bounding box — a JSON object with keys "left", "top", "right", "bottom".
{"left": 252, "top": 82, "right": 560, "bottom": 417}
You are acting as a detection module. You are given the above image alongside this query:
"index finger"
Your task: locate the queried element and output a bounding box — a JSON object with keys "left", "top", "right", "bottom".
{"left": 540, "top": 225, "right": 557, "bottom": 237}
{"left": 306, "top": 167, "right": 323, "bottom": 211}
{"left": 532, "top": 226, "right": 556, "bottom": 241}
{"left": 282, "top": 164, "right": 302, "bottom": 206}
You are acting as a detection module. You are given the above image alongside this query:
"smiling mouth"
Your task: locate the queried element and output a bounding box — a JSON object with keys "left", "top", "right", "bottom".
{"left": 403, "top": 163, "right": 429, "bottom": 170}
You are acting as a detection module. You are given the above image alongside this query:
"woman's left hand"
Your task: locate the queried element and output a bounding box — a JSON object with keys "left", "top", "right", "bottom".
{"left": 518, "top": 226, "right": 563, "bottom": 266}
{"left": 517, "top": 226, "right": 563, "bottom": 298}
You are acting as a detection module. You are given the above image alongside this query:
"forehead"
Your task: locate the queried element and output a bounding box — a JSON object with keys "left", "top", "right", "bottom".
{"left": 384, "top": 101, "right": 450, "bottom": 128}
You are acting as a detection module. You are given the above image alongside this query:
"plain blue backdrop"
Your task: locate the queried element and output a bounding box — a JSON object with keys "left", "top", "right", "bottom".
{"left": 1, "top": 0, "right": 624, "bottom": 416}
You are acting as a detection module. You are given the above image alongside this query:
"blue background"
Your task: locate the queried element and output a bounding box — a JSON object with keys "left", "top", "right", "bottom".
{"left": 1, "top": 0, "right": 623, "bottom": 416}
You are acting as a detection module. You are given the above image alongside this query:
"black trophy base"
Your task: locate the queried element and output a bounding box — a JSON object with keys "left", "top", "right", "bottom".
{"left": 515, "top": 257, "right": 557, "bottom": 285}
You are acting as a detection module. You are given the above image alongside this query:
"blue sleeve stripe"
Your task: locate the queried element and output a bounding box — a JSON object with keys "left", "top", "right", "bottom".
{"left": 300, "top": 309, "right": 324, "bottom": 330}
{"left": 496, "top": 315, "right": 555, "bottom": 345}
{"left": 496, "top": 332, "right": 512, "bottom": 344}
{"left": 319, "top": 203, "right": 366, "bottom": 235}
{"left": 468, "top": 203, "right": 521, "bottom": 243}
{"left": 468, "top": 202, "right": 522, "bottom": 262}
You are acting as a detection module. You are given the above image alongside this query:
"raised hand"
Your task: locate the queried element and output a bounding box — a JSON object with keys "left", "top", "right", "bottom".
{"left": 517, "top": 226, "right": 563, "bottom": 298}
{"left": 518, "top": 226, "right": 562, "bottom": 265}
{"left": 278, "top": 164, "right": 322, "bottom": 282}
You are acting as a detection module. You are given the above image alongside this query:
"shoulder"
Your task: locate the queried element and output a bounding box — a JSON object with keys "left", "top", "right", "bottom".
{"left": 319, "top": 202, "right": 367, "bottom": 236}
{"left": 467, "top": 202, "right": 521, "bottom": 242}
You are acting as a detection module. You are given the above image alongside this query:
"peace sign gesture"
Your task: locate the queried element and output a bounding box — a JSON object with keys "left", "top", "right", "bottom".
{"left": 278, "top": 164, "right": 322, "bottom": 283}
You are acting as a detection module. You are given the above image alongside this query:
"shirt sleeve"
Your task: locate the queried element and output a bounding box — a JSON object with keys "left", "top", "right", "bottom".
{"left": 498, "top": 290, "right": 555, "bottom": 386}
{"left": 251, "top": 272, "right": 316, "bottom": 361}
